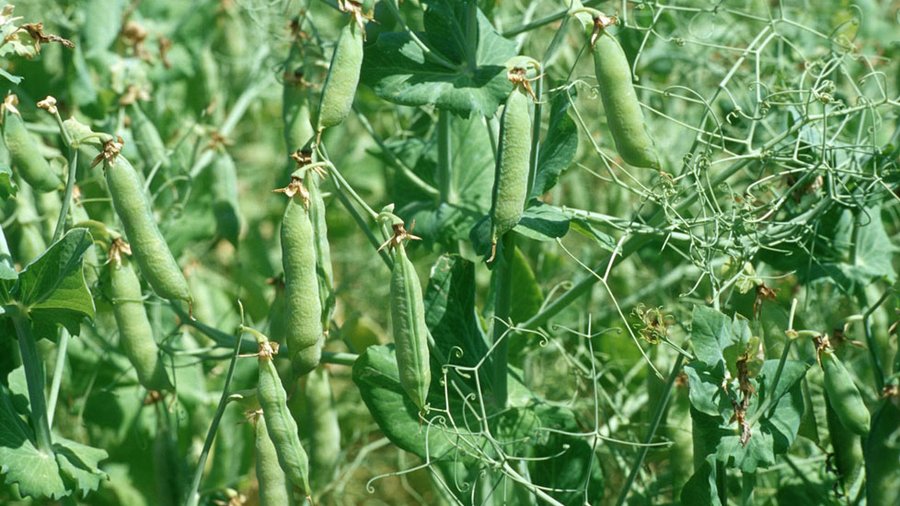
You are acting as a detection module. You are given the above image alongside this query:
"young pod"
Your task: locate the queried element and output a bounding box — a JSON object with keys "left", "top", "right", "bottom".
{"left": 305, "top": 367, "right": 341, "bottom": 489}
{"left": 278, "top": 169, "right": 324, "bottom": 376}
{"left": 821, "top": 351, "right": 870, "bottom": 436}
{"left": 490, "top": 75, "right": 532, "bottom": 250}
{"left": 316, "top": 17, "right": 364, "bottom": 132}
{"left": 127, "top": 102, "right": 169, "bottom": 175}
{"left": 3, "top": 99, "right": 60, "bottom": 192}
{"left": 255, "top": 335, "right": 312, "bottom": 497}
{"left": 380, "top": 208, "right": 431, "bottom": 411}
{"left": 254, "top": 411, "right": 295, "bottom": 506}
{"left": 210, "top": 149, "right": 241, "bottom": 246}
{"left": 108, "top": 240, "right": 173, "bottom": 391}
{"left": 590, "top": 14, "right": 660, "bottom": 169}
{"left": 101, "top": 140, "right": 191, "bottom": 303}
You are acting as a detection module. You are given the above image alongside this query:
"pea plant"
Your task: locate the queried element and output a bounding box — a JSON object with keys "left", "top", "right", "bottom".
{"left": 0, "top": 0, "right": 897, "bottom": 505}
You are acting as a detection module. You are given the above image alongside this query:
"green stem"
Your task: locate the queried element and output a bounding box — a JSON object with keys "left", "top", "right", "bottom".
{"left": 47, "top": 328, "right": 69, "bottom": 426}
{"left": 437, "top": 109, "right": 453, "bottom": 205}
{"left": 527, "top": 73, "right": 542, "bottom": 195}
{"left": 322, "top": 351, "right": 358, "bottom": 367}
{"left": 491, "top": 233, "right": 515, "bottom": 409}
{"left": 52, "top": 149, "right": 78, "bottom": 243}
{"left": 184, "top": 330, "right": 243, "bottom": 506}
{"left": 614, "top": 353, "right": 685, "bottom": 506}
{"left": 11, "top": 306, "right": 54, "bottom": 453}
{"left": 502, "top": 0, "right": 601, "bottom": 37}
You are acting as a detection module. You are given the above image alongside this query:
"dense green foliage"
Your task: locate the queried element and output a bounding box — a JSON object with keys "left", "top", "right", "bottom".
{"left": 0, "top": 0, "right": 896, "bottom": 505}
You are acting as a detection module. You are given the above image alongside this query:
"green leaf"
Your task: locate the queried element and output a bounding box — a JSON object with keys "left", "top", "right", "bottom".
{"left": 361, "top": 0, "right": 517, "bottom": 117}
{"left": 680, "top": 455, "right": 722, "bottom": 506}
{"left": 0, "top": 385, "right": 108, "bottom": 499}
{"left": 0, "top": 164, "right": 15, "bottom": 200}
{"left": 846, "top": 205, "right": 897, "bottom": 283}
{"left": 530, "top": 92, "right": 578, "bottom": 199}
{"left": 13, "top": 229, "right": 95, "bottom": 337}
{"left": 689, "top": 306, "right": 750, "bottom": 368}
{"left": 509, "top": 247, "right": 543, "bottom": 324}
{"left": 351, "top": 344, "right": 483, "bottom": 462}
{"left": 514, "top": 202, "right": 570, "bottom": 241}
{"left": 424, "top": 254, "right": 489, "bottom": 369}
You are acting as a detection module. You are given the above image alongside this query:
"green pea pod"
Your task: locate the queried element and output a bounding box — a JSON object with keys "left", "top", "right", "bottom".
{"left": 279, "top": 171, "right": 324, "bottom": 376}
{"left": 79, "top": 0, "right": 126, "bottom": 57}
{"left": 109, "top": 246, "right": 173, "bottom": 391}
{"left": 306, "top": 170, "right": 334, "bottom": 330}
{"left": 316, "top": 20, "right": 363, "bottom": 132}
{"left": 210, "top": 149, "right": 241, "bottom": 246}
{"left": 305, "top": 367, "right": 341, "bottom": 490}
{"left": 283, "top": 44, "right": 314, "bottom": 153}
{"left": 865, "top": 395, "right": 900, "bottom": 506}
{"left": 3, "top": 107, "right": 60, "bottom": 192}
{"left": 128, "top": 103, "right": 169, "bottom": 175}
{"left": 104, "top": 147, "right": 191, "bottom": 303}
{"left": 13, "top": 181, "right": 47, "bottom": 264}
{"left": 825, "top": 397, "right": 864, "bottom": 497}
{"left": 255, "top": 334, "right": 312, "bottom": 497}
{"left": 490, "top": 86, "right": 531, "bottom": 245}
{"left": 590, "top": 16, "right": 660, "bottom": 169}
{"left": 385, "top": 218, "right": 431, "bottom": 411}
{"left": 254, "top": 411, "right": 295, "bottom": 506}
{"left": 821, "top": 352, "right": 870, "bottom": 436}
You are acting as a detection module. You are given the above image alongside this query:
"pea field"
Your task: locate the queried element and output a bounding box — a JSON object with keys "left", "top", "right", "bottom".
{"left": 0, "top": 0, "right": 897, "bottom": 505}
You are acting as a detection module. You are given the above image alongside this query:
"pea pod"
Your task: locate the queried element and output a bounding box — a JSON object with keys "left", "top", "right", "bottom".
{"left": 825, "top": 397, "right": 864, "bottom": 498}
{"left": 305, "top": 367, "right": 341, "bottom": 489}
{"left": 821, "top": 351, "right": 870, "bottom": 436}
{"left": 306, "top": 162, "right": 334, "bottom": 330}
{"left": 316, "top": 17, "right": 364, "bottom": 133}
{"left": 210, "top": 149, "right": 241, "bottom": 246}
{"left": 865, "top": 393, "right": 900, "bottom": 505}
{"left": 108, "top": 240, "right": 173, "bottom": 391}
{"left": 254, "top": 410, "right": 295, "bottom": 506}
{"left": 379, "top": 208, "right": 431, "bottom": 411}
{"left": 128, "top": 102, "right": 169, "bottom": 175}
{"left": 489, "top": 75, "right": 532, "bottom": 256}
{"left": 101, "top": 141, "right": 191, "bottom": 303}
{"left": 3, "top": 98, "right": 60, "bottom": 192}
{"left": 589, "top": 14, "right": 660, "bottom": 169}
{"left": 278, "top": 168, "right": 324, "bottom": 376}
{"left": 252, "top": 330, "right": 312, "bottom": 497}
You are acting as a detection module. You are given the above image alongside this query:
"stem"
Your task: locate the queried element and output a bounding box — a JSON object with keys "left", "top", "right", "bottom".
{"left": 527, "top": 74, "right": 542, "bottom": 195}
{"left": 437, "top": 109, "right": 453, "bottom": 204}
{"left": 615, "top": 353, "right": 685, "bottom": 506}
{"left": 184, "top": 331, "right": 243, "bottom": 506}
{"left": 52, "top": 149, "right": 78, "bottom": 243}
{"left": 47, "top": 328, "right": 70, "bottom": 426}
{"left": 501, "top": 0, "right": 601, "bottom": 37}
{"left": 12, "top": 307, "right": 54, "bottom": 453}
{"left": 322, "top": 351, "right": 358, "bottom": 367}
{"left": 491, "top": 233, "right": 515, "bottom": 409}
{"left": 749, "top": 339, "right": 792, "bottom": 425}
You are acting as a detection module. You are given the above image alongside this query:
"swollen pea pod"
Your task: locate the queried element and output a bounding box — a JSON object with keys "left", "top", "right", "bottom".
{"left": 315, "top": 13, "right": 364, "bottom": 133}
{"left": 253, "top": 410, "right": 295, "bottom": 506}
{"left": 2, "top": 97, "right": 60, "bottom": 192}
{"left": 587, "top": 13, "right": 660, "bottom": 169}
{"left": 379, "top": 207, "right": 430, "bottom": 411}
{"left": 305, "top": 367, "right": 341, "bottom": 490}
{"left": 282, "top": 41, "right": 315, "bottom": 154}
{"left": 108, "top": 239, "right": 173, "bottom": 391}
{"left": 13, "top": 181, "right": 47, "bottom": 264}
{"left": 821, "top": 351, "right": 870, "bottom": 436}
{"left": 100, "top": 140, "right": 191, "bottom": 303}
{"left": 489, "top": 61, "right": 536, "bottom": 260}
{"left": 251, "top": 328, "right": 312, "bottom": 497}
{"left": 278, "top": 166, "right": 324, "bottom": 376}
{"left": 825, "top": 396, "right": 864, "bottom": 498}
{"left": 865, "top": 390, "right": 900, "bottom": 505}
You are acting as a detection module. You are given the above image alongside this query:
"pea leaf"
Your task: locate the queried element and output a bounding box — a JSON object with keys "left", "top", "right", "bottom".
{"left": 530, "top": 91, "right": 578, "bottom": 200}
{"left": 689, "top": 306, "right": 751, "bottom": 368}
{"left": 0, "top": 164, "right": 14, "bottom": 200}
{"left": 361, "top": 0, "right": 517, "bottom": 117}
{"left": 514, "top": 202, "right": 570, "bottom": 241}
{"left": 12, "top": 229, "right": 95, "bottom": 337}
{"left": 0, "top": 385, "right": 108, "bottom": 499}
